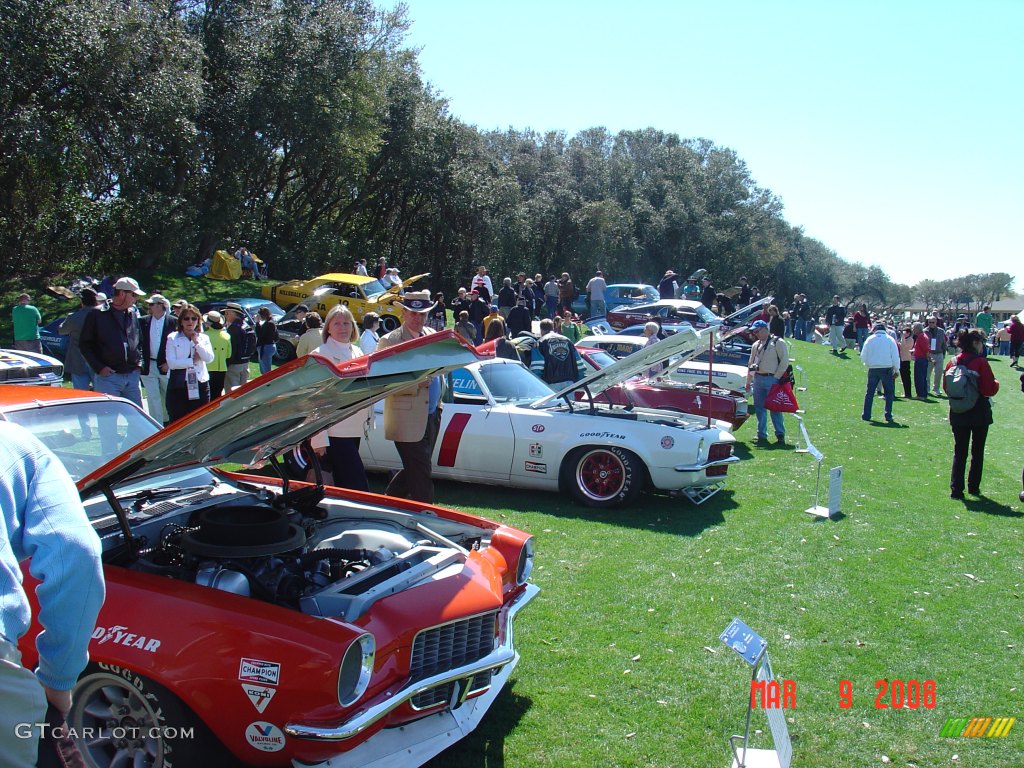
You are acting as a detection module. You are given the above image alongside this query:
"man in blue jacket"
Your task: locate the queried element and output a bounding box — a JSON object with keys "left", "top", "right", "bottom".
{"left": 0, "top": 422, "right": 104, "bottom": 765}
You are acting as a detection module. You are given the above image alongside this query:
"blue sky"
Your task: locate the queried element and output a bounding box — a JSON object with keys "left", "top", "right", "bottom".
{"left": 394, "top": 0, "right": 1023, "bottom": 293}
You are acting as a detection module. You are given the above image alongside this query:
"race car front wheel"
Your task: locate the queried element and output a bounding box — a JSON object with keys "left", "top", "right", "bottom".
{"left": 563, "top": 446, "right": 643, "bottom": 507}
{"left": 67, "top": 664, "right": 236, "bottom": 768}
{"left": 274, "top": 338, "right": 297, "bottom": 363}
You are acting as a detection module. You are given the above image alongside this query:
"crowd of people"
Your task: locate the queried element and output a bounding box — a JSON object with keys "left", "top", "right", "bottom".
{"left": 10, "top": 263, "right": 1024, "bottom": 505}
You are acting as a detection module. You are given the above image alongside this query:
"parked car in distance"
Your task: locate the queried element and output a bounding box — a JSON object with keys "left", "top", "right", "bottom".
{"left": 578, "top": 335, "right": 749, "bottom": 393}
{"left": 8, "top": 331, "right": 537, "bottom": 768}
{"left": 262, "top": 272, "right": 429, "bottom": 333}
{"left": 606, "top": 299, "right": 721, "bottom": 331}
{"left": 0, "top": 348, "right": 64, "bottom": 386}
{"left": 195, "top": 297, "right": 287, "bottom": 324}
{"left": 362, "top": 326, "right": 740, "bottom": 507}
{"left": 576, "top": 346, "right": 750, "bottom": 430}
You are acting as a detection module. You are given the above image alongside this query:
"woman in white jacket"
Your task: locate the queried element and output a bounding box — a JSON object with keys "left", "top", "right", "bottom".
{"left": 313, "top": 304, "right": 371, "bottom": 491}
{"left": 165, "top": 304, "right": 215, "bottom": 422}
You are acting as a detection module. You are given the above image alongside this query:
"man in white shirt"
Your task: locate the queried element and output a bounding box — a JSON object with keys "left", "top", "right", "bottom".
{"left": 140, "top": 293, "right": 176, "bottom": 425}
{"left": 586, "top": 270, "right": 608, "bottom": 317}
{"left": 860, "top": 321, "right": 900, "bottom": 423}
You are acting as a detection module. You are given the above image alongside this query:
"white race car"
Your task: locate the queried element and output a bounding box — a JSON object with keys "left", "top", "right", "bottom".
{"left": 360, "top": 327, "right": 740, "bottom": 507}
{"left": 577, "top": 335, "right": 749, "bottom": 393}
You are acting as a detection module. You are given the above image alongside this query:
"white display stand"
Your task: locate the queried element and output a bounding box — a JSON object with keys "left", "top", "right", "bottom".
{"left": 806, "top": 464, "right": 842, "bottom": 519}
{"left": 720, "top": 619, "right": 792, "bottom": 768}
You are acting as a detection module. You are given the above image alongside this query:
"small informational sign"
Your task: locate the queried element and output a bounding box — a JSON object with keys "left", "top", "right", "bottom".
{"left": 828, "top": 466, "right": 842, "bottom": 514}
{"left": 719, "top": 618, "right": 767, "bottom": 667}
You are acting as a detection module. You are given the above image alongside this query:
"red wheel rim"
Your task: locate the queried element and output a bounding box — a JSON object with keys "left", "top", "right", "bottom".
{"left": 576, "top": 450, "right": 626, "bottom": 502}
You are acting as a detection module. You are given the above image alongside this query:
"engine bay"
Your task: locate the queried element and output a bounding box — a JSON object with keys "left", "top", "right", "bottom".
{"left": 102, "top": 483, "right": 488, "bottom": 623}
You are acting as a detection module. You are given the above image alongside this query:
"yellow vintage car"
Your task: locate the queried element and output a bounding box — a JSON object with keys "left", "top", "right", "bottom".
{"left": 261, "top": 272, "right": 429, "bottom": 332}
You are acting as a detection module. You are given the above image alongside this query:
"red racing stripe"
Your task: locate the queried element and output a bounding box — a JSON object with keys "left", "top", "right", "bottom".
{"left": 437, "top": 412, "right": 472, "bottom": 467}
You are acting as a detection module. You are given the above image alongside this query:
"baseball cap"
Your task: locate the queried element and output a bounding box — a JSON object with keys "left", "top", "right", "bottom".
{"left": 113, "top": 277, "right": 145, "bottom": 295}
{"left": 146, "top": 293, "right": 170, "bottom": 308}
{"left": 750, "top": 320, "right": 769, "bottom": 330}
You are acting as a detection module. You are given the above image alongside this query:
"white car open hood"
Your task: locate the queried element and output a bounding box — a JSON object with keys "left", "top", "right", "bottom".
{"left": 534, "top": 326, "right": 718, "bottom": 407}
{"left": 79, "top": 331, "right": 486, "bottom": 497}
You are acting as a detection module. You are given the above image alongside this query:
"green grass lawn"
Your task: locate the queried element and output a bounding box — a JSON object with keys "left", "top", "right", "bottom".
{"left": 6, "top": 272, "right": 1021, "bottom": 766}
{"left": 417, "top": 342, "right": 1023, "bottom": 768}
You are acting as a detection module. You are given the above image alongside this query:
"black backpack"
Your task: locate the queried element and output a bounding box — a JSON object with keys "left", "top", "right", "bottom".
{"left": 944, "top": 356, "right": 980, "bottom": 413}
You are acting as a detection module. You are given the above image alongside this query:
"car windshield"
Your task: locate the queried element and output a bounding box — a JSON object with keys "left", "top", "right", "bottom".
{"left": 584, "top": 350, "right": 618, "bottom": 369}
{"left": 360, "top": 278, "right": 391, "bottom": 299}
{"left": 477, "top": 362, "right": 554, "bottom": 404}
{"left": 693, "top": 304, "right": 720, "bottom": 324}
{"left": 4, "top": 400, "right": 159, "bottom": 484}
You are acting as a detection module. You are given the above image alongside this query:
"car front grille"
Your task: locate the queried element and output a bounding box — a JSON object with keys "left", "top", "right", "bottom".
{"left": 409, "top": 611, "right": 497, "bottom": 710}
{"left": 707, "top": 443, "right": 733, "bottom": 477}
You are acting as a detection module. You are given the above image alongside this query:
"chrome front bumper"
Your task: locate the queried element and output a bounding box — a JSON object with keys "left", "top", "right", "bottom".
{"left": 285, "top": 582, "right": 539, "bottom": 743}
{"left": 673, "top": 455, "right": 741, "bottom": 472}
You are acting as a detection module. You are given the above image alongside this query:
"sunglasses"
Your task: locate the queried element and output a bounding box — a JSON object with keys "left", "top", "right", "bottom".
{"left": 181, "top": 316, "right": 199, "bottom": 323}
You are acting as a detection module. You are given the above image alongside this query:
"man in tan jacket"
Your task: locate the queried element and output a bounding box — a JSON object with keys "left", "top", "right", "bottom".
{"left": 746, "top": 319, "right": 791, "bottom": 445}
{"left": 375, "top": 291, "right": 439, "bottom": 502}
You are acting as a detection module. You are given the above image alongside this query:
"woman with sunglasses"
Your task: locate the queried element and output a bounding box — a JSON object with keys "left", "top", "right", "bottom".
{"left": 165, "top": 304, "right": 214, "bottom": 422}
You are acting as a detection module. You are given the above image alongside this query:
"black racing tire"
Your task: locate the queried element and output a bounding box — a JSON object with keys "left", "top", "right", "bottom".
{"left": 274, "top": 338, "right": 297, "bottom": 364}
{"left": 379, "top": 315, "right": 400, "bottom": 333}
{"left": 68, "top": 663, "right": 237, "bottom": 768}
{"left": 562, "top": 446, "right": 643, "bottom": 508}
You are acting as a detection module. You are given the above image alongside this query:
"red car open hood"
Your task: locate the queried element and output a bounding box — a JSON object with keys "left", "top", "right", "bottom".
{"left": 79, "top": 331, "right": 486, "bottom": 497}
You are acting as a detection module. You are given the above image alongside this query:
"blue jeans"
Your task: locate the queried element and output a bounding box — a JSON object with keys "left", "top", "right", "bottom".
{"left": 546, "top": 296, "right": 558, "bottom": 319}
{"left": 913, "top": 358, "right": 929, "bottom": 397}
{"left": 258, "top": 344, "right": 275, "bottom": 375}
{"left": 71, "top": 371, "right": 93, "bottom": 391}
{"left": 752, "top": 374, "right": 785, "bottom": 439}
{"left": 793, "top": 319, "right": 805, "bottom": 341}
{"left": 856, "top": 327, "right": 868, "bottom": 349}
{"left": 863, "top": 368, "right": 894, "bottom": 420}
{"left": 591, "top": 299, "right": 606, "bottom": 317}
{"left": 93, "top": 370, "right": 143, "bottom": 409}
{"left": 784, "top": 319, "right": 793, "bottom": 338}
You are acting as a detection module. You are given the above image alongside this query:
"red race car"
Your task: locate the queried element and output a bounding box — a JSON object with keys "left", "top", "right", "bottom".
{"left": 575, "top": 345, "right": 750, "bottom": 430}
{"left": 10, "top": 331, "right": 537, "bottom": 768}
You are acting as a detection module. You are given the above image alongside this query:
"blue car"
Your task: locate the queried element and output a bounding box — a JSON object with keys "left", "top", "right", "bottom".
{"left": 573, "top": 283, "right": 659, "bottom": 318}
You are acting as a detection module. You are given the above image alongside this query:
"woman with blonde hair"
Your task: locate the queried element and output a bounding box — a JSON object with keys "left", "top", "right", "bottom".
{"left": 312, "top": 304, "right": 370, "bottom": 490}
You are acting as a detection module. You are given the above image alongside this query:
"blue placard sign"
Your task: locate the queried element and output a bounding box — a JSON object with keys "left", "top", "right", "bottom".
{"left": 719, "top": 618, "right": 767, "bottom": 666}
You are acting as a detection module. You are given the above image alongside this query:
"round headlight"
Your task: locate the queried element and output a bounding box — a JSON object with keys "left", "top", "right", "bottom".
{"left": 516, "top": 537, "right": 535, "bottom": 585}
{"left": 338, "top": 633, "right": 375, "bottom": 707}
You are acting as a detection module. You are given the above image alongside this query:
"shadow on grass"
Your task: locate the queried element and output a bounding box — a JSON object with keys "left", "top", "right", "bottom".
{"left": 424, "top": 685, "right": 533, "bottom": 768}
{"left": 416, "top": 479, "right": 737, "bottom": 538}
{"left": 961, "top": 495, "right": 1023, "bottom": 517}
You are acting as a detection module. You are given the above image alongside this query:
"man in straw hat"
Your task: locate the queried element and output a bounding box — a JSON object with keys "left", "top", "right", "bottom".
{"left": 375, "top": 290, "right": 442, "bottom": 502}
{"left": 140, "top": 294, "right": 177, "bottom": 425}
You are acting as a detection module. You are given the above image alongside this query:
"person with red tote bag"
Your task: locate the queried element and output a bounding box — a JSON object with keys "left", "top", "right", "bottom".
{"left": 746, "top": 320, "right": 791, "bottom": 445}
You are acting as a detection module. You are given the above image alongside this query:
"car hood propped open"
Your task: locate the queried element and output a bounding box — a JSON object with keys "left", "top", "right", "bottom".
{"left": 535, "top": 326, "right": 717, "bottom": 407}
{"left": 80, "top": 330, "right": 486, "bottom": 497}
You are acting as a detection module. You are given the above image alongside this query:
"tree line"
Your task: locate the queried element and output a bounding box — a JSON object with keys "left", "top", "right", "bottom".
{"left": 1, "top": 0, "right": 1015, "bottom": 313}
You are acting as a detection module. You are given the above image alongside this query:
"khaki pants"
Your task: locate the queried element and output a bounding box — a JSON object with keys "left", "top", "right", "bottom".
{"left": 225, "top": 363, "right": 250, "bottom": 392}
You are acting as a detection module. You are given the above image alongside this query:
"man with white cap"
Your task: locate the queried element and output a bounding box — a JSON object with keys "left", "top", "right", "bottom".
{"left": 374, "top": 291, "right": 441, "bottom": 502}
{"left": 80, "top": 276, "right": 146, "bottom": 409}
{"left": 140, "top": 294, "right": 177, "bottom": 425}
